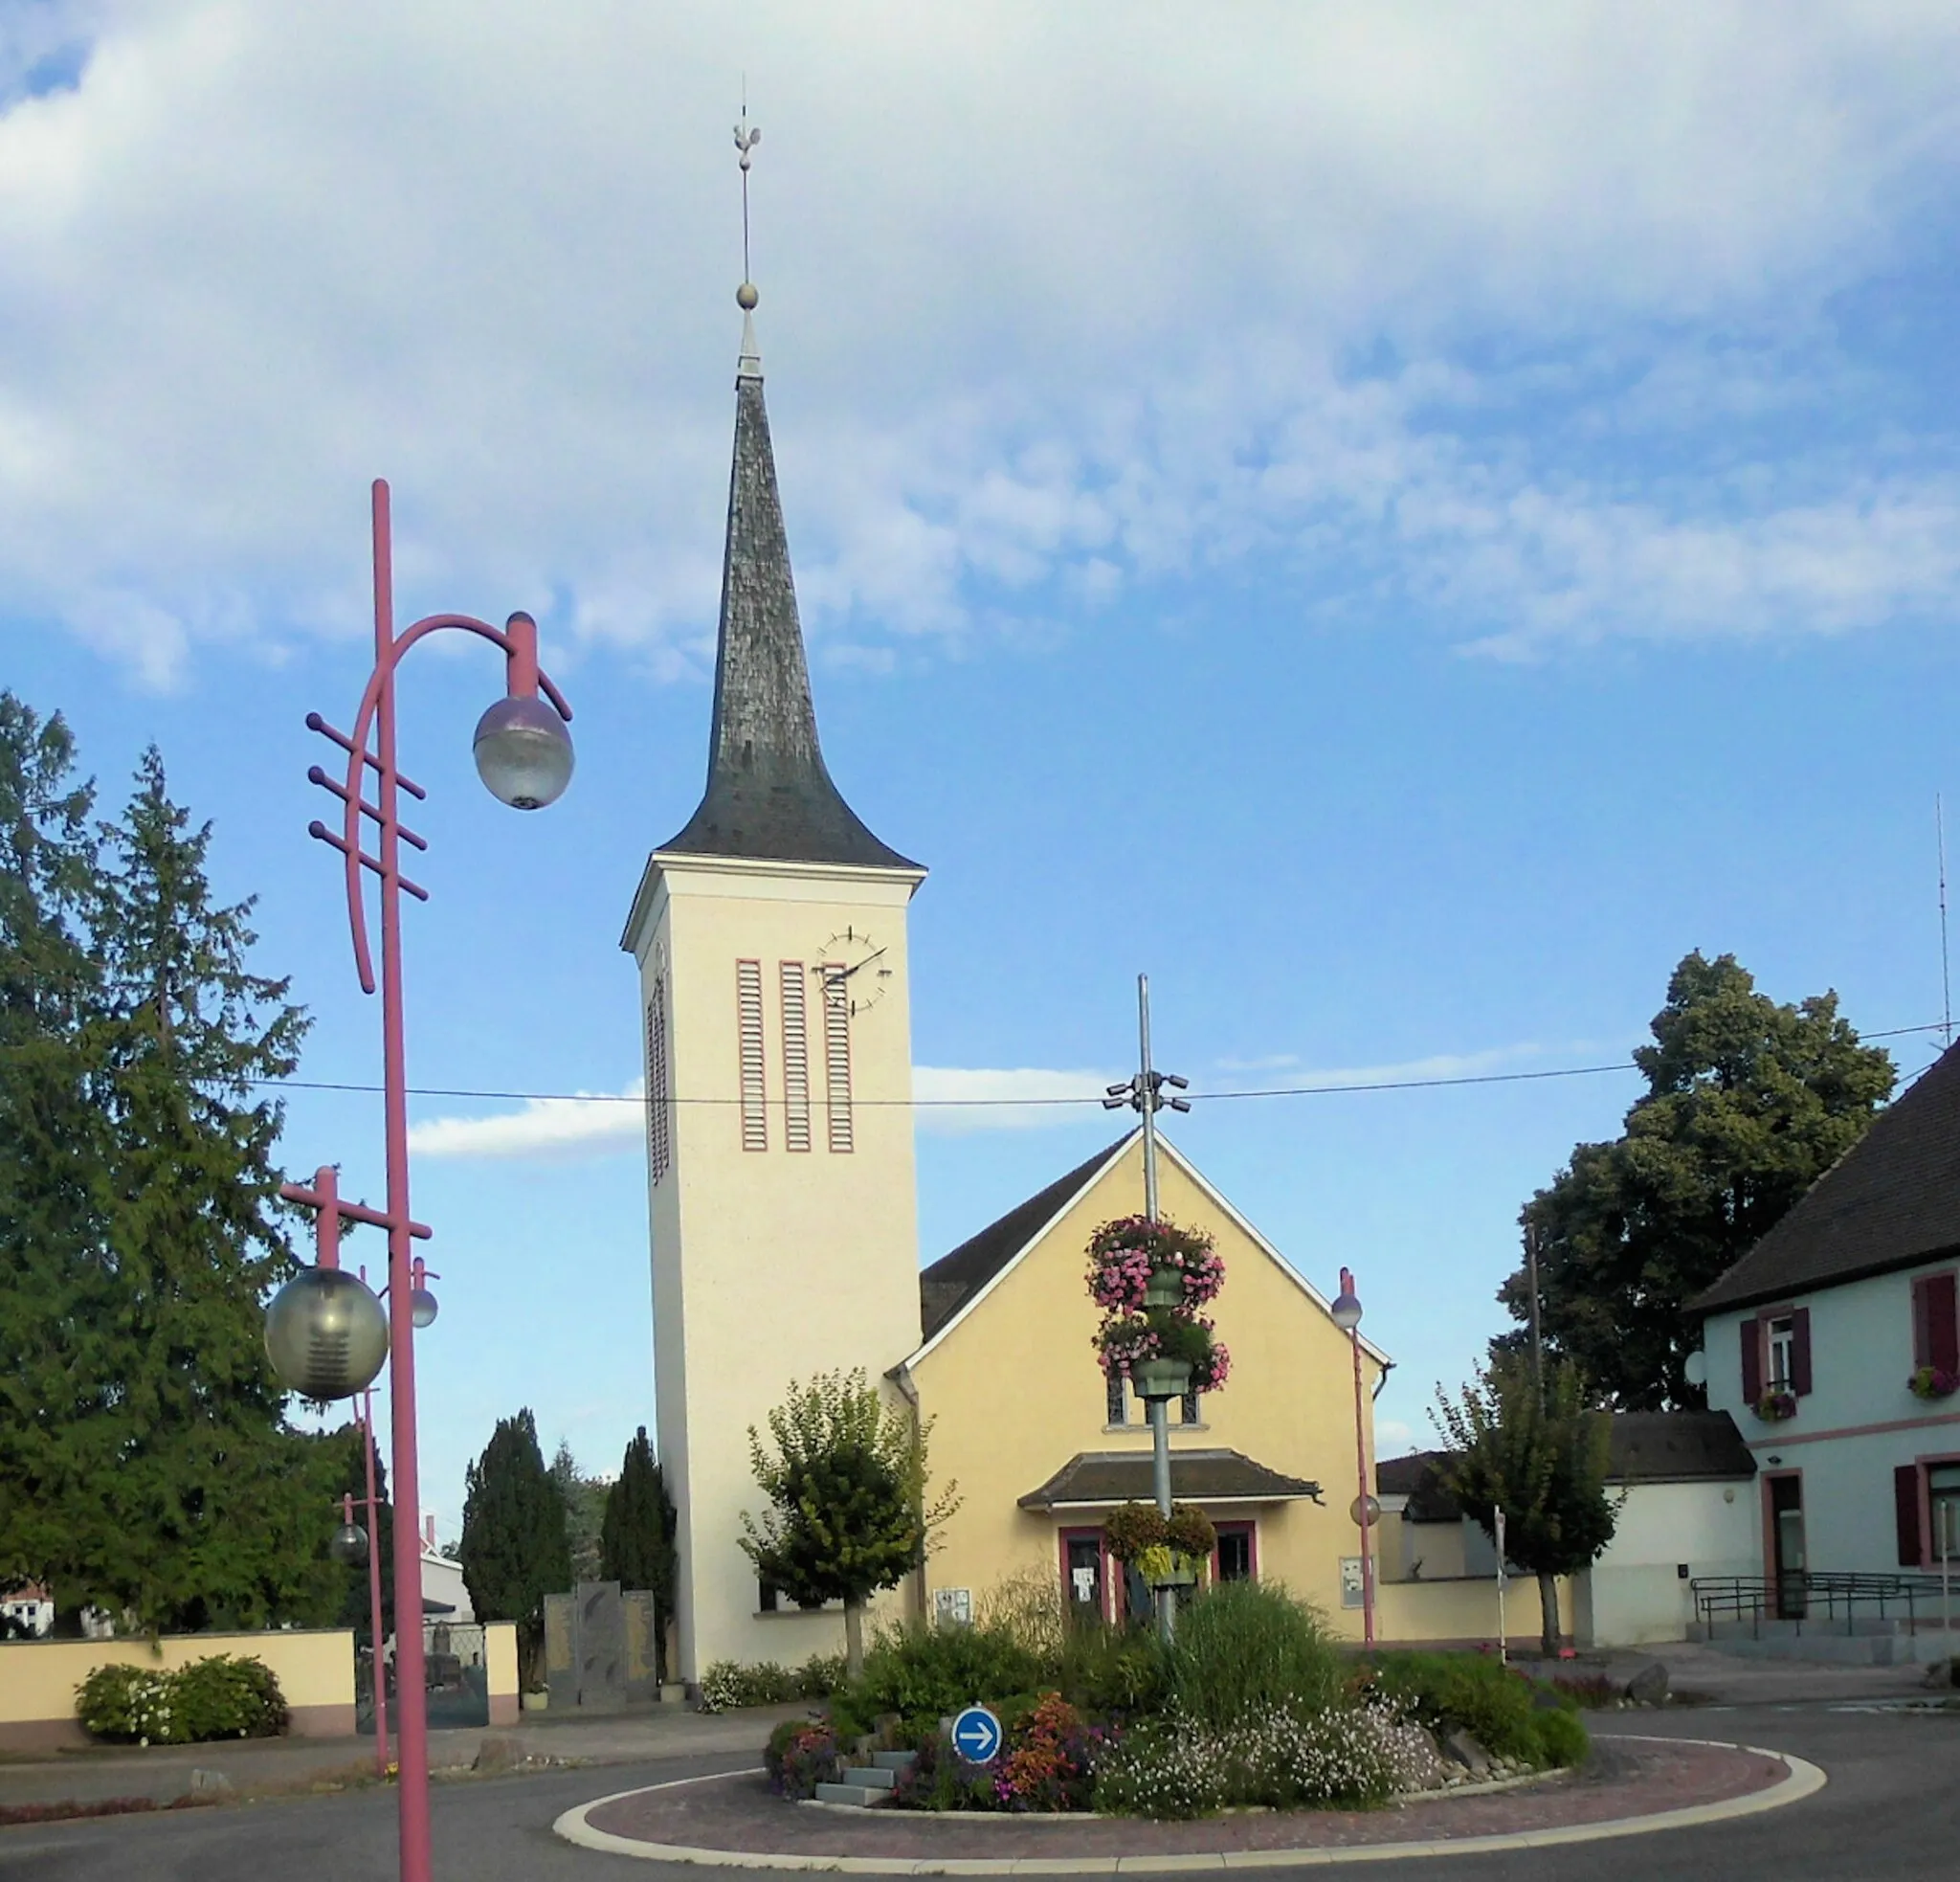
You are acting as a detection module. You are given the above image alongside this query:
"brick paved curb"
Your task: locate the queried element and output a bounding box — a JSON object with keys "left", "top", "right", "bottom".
{"left": 552, "top": 1736, "right": 1826, "bottom": 1871}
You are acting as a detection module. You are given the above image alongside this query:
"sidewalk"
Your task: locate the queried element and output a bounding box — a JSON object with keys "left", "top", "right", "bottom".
{"left": 0, "top": 1699, "right": 804, "bottom": 1811}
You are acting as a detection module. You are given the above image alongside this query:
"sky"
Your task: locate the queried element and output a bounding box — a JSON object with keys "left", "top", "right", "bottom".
{"left": 5, "top": 1, "right": 1960, "bottom": 1540}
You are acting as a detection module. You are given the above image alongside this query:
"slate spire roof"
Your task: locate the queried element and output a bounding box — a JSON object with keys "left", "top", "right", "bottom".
{"left": 658, "top": 307, "right": 919, "bottom": 870}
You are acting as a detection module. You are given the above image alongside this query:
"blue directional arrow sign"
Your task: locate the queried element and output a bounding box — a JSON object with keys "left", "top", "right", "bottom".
{"left": 949, "top": 1704, "right": 1003, "bottom": 1763}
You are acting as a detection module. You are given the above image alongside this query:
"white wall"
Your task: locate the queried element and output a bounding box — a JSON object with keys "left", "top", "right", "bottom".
{"left": 1580, "top": 1479, "right": 1759, "bottom": 1647}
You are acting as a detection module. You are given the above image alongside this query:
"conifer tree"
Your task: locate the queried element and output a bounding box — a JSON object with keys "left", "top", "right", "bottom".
{"left": 600, "top": 1426, "right": 676, "bottom": 1675}
{"left": 548, "top": 1438, "right": 607, "bottom": 1585}
{"left": 457, "top": 1408, "right": 569, "bottom": 1688}
{"left": 1, "top": 707, "right": 338, "bottom": 1631}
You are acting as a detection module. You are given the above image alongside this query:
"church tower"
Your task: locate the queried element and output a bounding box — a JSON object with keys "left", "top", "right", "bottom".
{"left": 620, "top": 298, "right": 926, "bottom": 1679}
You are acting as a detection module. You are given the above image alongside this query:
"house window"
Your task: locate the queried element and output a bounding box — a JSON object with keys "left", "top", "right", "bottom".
{"left": 1767, "top": 1316, "right": 1795, "bottom": 1391}
{"left": 1179, "top": 1388, "right": 1202, "bottom": 1425}
{"left": 1931, "top": 1465, "right": 1960, "bottom": 1566}
{"left": 1214, "top": 1521, "right": 1256, "bottom": 1583}
{"left": 758, "top": 1577, "right": 779, "bottom": 1613}
{"left": 1105, "top": 1372, "right": 1127, "bottom": 1426}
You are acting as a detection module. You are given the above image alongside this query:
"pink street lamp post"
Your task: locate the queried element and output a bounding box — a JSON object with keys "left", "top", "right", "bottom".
{"left": 1329, "top": 1267, "right": 1374, "bottom": 1647}
{"left": 265, "top": 481, "right": 572, "bottom": 1882}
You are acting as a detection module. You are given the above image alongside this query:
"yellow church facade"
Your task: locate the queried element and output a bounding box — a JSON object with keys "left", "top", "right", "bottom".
{"left": 623, "top": 287, "right": 1512, "bottom": 1682}
{"left": 902, "top": 1132, "right": 1390, "bottom": 1640}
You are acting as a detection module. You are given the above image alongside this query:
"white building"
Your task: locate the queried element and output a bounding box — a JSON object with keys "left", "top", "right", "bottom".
{"left": 1, "top": 1584, "right": 53, "bottom": 1638}
{"left": 419, "top": 1516, "right": 474, "bottom": 1624}
{"left": 1692, "top": 1042, "right": 1960, "bottom": 1611}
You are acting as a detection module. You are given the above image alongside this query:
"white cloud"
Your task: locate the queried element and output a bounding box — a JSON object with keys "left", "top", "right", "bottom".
{"left": 1210, "top": 1042, "right": 1570, "bottom": 1092}
{"left": 0, "top": 2, "right": 1955, "bottom": 683}
{"left": 911, "top": 1065, "right": 1121, "bottom": 1135}
{"left": 408, "top": 1083, "right": 644, "bottom": 1161}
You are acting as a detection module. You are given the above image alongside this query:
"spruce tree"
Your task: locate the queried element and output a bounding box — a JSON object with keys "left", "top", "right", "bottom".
{"left": 0, "top": 710, "right": 338, "bottom": 1632}
{"left": 600, "top": 1426, "right": 676, "bottom": 1676}
{"left": 548, "top": 1438, "right": 607, "bottom": 1585}
{"left": 457, "top": 1409, "right": 569, "bottom": 1687}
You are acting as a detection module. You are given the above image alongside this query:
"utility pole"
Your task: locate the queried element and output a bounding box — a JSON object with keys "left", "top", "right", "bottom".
{"left": 1103, "top": 974, "right": 1191, "bottom": 1642}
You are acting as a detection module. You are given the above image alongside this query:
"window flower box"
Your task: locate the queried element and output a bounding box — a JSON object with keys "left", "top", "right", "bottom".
{"left": 1754, "top": 1390, "right": 1797, "bottom": 1423}
{"left": 1909, "top": 1364, "right": 1960, "bottom": 1401}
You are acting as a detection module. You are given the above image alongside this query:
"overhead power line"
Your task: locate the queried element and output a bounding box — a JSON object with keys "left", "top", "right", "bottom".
{"left": 247, "top": 1019, "right": 1951, "bottom": 1112}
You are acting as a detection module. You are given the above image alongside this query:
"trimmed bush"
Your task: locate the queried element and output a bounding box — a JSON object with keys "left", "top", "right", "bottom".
{"left": 797, "top": 1651, "right": 846, "bottom": 1698}
{"left": 76, "top": 1655, "right": 287, "bottom": 1746}
{"left": 1533, "top": 1705, "right": 1590, "bottom": 1768}
{"left": 1165, "top": 1582, "right": 1341, "bottom": 1732}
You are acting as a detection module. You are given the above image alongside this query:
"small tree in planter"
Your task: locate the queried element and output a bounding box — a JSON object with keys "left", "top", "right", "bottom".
{"left": 740, "top": 1370, "right": 960, "bottom": 1678}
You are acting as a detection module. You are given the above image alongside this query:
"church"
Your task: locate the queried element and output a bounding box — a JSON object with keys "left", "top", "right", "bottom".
{"left": 620, "top": 291, "right": 1390, "bottom": 1684}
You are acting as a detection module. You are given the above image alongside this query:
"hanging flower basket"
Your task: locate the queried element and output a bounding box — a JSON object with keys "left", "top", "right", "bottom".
{"left": 1754, "top": 1390, "right": 1797, "bottom": 1423}
{"left": 1131, "top": 1355, "right": 1192, "bottom": 1401}
{"left": 1102, "top": 1502, "right": 1217, "bottom": 1571}
{"left": 1085, "top": 1217, "right": 1225, "bottom": 1314}
{"left": 1136, "top": 1544, "right": 1201, "bottom": 1589}
{"left": 1095, "top": 1309, "right": 1230, "bottom": 1394}
{"left": 1909, "top": 1364, "right": 1960, "bottom": 1401}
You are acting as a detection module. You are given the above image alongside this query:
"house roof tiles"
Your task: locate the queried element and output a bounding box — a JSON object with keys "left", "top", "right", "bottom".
{"left": 1018, "top": 1448, "right": 1325, "bottom": 1510}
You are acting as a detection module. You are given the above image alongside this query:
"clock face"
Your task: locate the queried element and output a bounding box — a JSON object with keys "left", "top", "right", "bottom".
{"left": 813, "top": 925, "right": 894, "bottom": 1017}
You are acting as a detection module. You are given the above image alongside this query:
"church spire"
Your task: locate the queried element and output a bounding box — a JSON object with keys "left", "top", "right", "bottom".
{"left": 657, "top": 294, "right": 918, "bottom": 869}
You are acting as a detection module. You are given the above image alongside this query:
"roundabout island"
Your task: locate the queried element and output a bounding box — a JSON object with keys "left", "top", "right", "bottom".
{"left": 554, "top": 1734, "right": 1823, "bottom": 1871}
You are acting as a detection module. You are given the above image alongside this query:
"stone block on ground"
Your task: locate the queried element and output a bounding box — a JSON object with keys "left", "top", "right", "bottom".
{"left": 473, "top": 1736, "right": 523, "bottom": 1773}
{"left": 841, "top": 1766, "right": 896, "bottom": 1789}
{"left": 1440, "top": 1728, "right": 1491, "bottom": 1777}
{"left": 871, "top": 1749, "right": 918, "bottom": 1771}
{"left": 188, "top": 1769, "right": 233, "bottom": 1796}
{"left": 813, "top": 1781, "right": 887, "bottom": 1807}
{"left": 1623, "top": 1661, "right": 1670, "bottom": 1705}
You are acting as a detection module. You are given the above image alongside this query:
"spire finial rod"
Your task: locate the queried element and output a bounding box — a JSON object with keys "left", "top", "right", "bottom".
{"left": 734, "top": 89, "right": 762, "bottom": 308}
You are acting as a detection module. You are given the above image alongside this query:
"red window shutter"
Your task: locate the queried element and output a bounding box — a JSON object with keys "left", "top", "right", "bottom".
{"left": 1925, "top": 1273, "right": 1959, "bottom": 1376}
{"left": 1741, "top": 1317, "right": 1762, "bottom": 1403}
{"left": 1790, "top": 1307, "right": 1814, "bottom": 1397}
{"left": 1896, "top": 1464, "right": 1925, "bottom": 1568}
{"left": 1914, "top": 1277, "right": 1933, "bottom": 1369}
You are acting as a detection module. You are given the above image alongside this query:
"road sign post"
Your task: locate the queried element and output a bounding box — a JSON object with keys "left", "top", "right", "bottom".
{"left": 950, "top": 1705, "right": 1003, "bottom": 1765}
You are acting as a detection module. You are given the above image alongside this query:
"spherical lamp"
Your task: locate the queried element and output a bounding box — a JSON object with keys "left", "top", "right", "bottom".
{"left": 265, "top": 1266, "right": 390, "bottom": 1400}
{"left": 410, "top": 1284, "right": 439, "bottom": 1331}
{"left": 472, "top": 694, "right": 573, "bottom": 810}
{"left": 330, "top": 1521, "right": 370, "bottom": 1565}
{"left": 1330, "top": 1282, "right": 1363, "bottom": 1333}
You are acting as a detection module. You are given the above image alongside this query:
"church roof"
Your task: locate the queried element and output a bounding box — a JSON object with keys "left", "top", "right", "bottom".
{"left": 1692, "top": 1042, "right": 1960, "bottom": 1315}
{"left": 1018, "top": 1448, "right": 1324, "bottom": 1511}
{"left": 918, "top": 1137, "right": 1133, "bottom": 1342}
{"left": 657, "top": 311, "right": 919, "bottom": 870}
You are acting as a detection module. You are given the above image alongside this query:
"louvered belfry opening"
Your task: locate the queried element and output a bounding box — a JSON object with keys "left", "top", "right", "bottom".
{"left": 736, "top": 958, "right": 768, "bottom": 1151}
{"left": 821, "top": 963, "right": 854, "bottom": 1153}
{"left": 644, "top": 975, "right": 672, "bottom": 1183}
{"left": 779, "top": 960, "right": 813, "bottom": 1152}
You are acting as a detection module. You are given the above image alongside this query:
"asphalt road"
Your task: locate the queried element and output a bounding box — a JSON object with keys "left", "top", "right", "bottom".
{"left": 1, "top": 1703, "right": 1953, "bottom": 1882}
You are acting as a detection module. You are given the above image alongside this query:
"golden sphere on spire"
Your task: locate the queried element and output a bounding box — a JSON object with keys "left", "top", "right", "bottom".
{"left": 736, "top": 282, "right": 759, "bottom": 311}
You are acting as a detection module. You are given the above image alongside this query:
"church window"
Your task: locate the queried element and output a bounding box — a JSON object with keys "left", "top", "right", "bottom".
{"left": 645, "top": 976, "right": 672, "bottom": 1184}
{"left": 736, "top": 959, "right": 768, "bottom": 1151}
{"left": 821, "top": 963, "right": 854, "bottom": 1153}
{"left": 1105, "top": 1372, "right": 1127, "bottom": 1426}
{"left": 1179, "top": 1388, "right": 1202, "bottom": 1425}
{"left": 779, "top": 962, "right": 812, "bottom": 1152}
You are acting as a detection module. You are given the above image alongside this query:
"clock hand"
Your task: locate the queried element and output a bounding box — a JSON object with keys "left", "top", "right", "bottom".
{"left": 836, "top": 946, "right": 888, "bottom": 983}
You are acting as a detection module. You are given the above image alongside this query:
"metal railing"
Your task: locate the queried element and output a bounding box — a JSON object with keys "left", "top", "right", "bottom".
{"left": 1692, "top": 1572, "right": 1952, "bottom": 1636}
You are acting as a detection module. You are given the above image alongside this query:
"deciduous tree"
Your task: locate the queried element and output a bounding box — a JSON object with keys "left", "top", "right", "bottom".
{"left": 1500, "top": 952, "right": 1894, "bottom": 1408}
{"left": 1434, "top": 1355, "right": 1617, "bottom": 1660}
{"left": 740, "top": 1369, "right": 958, "bottom": 1677}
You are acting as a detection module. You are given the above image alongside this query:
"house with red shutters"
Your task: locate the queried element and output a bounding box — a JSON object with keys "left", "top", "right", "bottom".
{"left": 1691, "top": 1042, "right": 1960, "bottom": 1634}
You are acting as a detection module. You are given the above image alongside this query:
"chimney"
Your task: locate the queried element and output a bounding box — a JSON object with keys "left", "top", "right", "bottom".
{"left": 424, "top": 1515, "right": 436, "bottom": 1552}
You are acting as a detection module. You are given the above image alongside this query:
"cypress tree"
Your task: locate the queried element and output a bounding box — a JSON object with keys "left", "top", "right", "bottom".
{"left": 457, "top": 1408, "right": 569, "bottom": 1688}
{"left": 600, "top": 1426, "right": 676, "bottom": 1676}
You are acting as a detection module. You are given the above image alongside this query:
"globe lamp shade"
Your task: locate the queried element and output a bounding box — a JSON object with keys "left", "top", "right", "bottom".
{"left": 1330, "top": 1288, "right": 1363, "bottom": 1333}
{"left": 264, "top": 1266, "right": 390, "bottom": 1400}
{"left": 410, "top": 1286, "right": 439, "bottom": 1331}
{"left": 330, "top": 1521, "right": 370, "bottom": 1566}
{"left": 1349, "top": 1493, "right": 1381, "bottom": 1529}
{"left": 473, "top": 694, "right": 573, "bottom": 810}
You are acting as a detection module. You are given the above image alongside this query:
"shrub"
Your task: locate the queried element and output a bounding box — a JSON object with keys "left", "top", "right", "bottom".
{"left": 1532, "top": 1706, "right": 1590, "bottom": 1769}
{"left": 170, "top": 1654, "right": 289, "bottom": 1741}
{"left": 1166, "top": 1582, "right": 1341, "bottom": 1731}
{"left": 1366, "top": 1652, "right": 1548, "bottom": 1763}
{"left": 975, "top": 1568, "right": 1066, "bottom": 1664}
{"left": 1232, "top": 1701, "right": 1443, "bottom": 1806}
{"left": 1058, "top": 1623, "right": 1165, "bottom": 1715}
{"left": 765, "top": 1719, "right": 844, "bottom": 1798}
{"left": 76, "top": 1655, "right": 287, "bottom": 1746}
{"left": 696, "top": 1660, "right": 801, "bottom": 1713}
{"left": 1092, "top": 1716, "right": 1225, "bottom": 1819}
{"left": 847, "top": 1619, "right": 1046, "bottom": 1721}
{"left": 889, "top": 1735, "right": 998, "bottom": 1813}
{"left": 797, "top": 1651, "right": 846, "bottom": 1698}
{"left": 989, "top": 1693, "right": 1111, "bottom": 1812}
